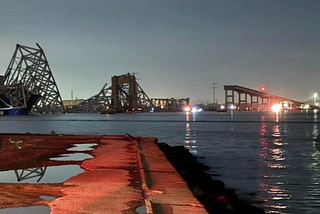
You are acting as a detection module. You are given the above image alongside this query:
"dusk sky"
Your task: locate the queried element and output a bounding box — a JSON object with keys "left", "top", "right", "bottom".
{"left": 1, "top": 1, "right": 320, "bottom": 104}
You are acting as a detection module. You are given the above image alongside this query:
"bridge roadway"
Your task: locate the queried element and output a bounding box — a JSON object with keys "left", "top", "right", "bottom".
{"left": 224, "top": 85, "right": 307, "bottom": 110}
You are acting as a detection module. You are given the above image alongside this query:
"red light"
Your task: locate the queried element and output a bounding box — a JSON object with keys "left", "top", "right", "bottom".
{"left": 261, "top": 86, "right": 266, "bottom": 92}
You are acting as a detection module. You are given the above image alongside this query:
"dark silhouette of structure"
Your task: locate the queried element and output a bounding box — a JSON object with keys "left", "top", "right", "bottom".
{"left": 1, "top": 44, "right": 64, "bottom": 114}
{"left": 14, "top": 167, "right": 47, "bottom": 182}
{"left": 72, "top": 73, "right": 152, "bottom": 113}
{"left": 224, "top": 85, "right": 305, "bottom": 111}
{"left": 1, "top": 44, "right": 188, "bottom": 114}
{"left": 72, "top": 73, "right": 189, "bottom": 113}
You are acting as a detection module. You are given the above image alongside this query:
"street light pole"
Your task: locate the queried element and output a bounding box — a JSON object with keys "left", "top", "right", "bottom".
{"left": 314, "top": 93, "right": 318, "bottom": 106}
{"left": 211, "top": 83, "right": 217, "bottom": 108}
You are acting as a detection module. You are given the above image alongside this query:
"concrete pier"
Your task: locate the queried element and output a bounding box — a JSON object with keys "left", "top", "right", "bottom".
{"left": 0, "top": 133, "right": 207, "bottom": 214}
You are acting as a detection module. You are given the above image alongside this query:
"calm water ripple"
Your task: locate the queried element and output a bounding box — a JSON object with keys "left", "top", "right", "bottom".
{"left": 0, "top": 110, "right": 319, "bottom": 213}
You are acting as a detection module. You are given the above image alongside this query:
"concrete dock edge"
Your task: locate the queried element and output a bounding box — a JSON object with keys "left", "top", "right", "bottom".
{"left": 135, "top": 137, "right": 208, "bottom": 214}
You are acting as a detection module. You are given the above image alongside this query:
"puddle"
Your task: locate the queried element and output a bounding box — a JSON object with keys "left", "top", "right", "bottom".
{"left": 39, "top": 195, "right": 56, "bottom": 200}
{"left": 67, "top": 143, "right": 98, "bottom": 151}
{"left": 0, "top": 165, "right": 84, "bottom": 183}
{"left": 50, "top": 153, "right": 92, "bottom": 161}
{"left": 136, "top": 206, "right": 147, "bottom": 214}
{"left": 0, "top": 205, "right": 50, "bottom": 214}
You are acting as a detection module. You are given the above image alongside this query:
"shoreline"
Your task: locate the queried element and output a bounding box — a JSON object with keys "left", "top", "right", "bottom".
{"left": 157, "top": 143, "right": 266, "bottom": 214}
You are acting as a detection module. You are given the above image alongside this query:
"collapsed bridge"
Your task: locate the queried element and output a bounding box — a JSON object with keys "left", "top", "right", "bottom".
{"left": 0, "top": 44, "right": 64, "bottom": 115}
{"left": 1, "top": 44, "right": 189, "bottom": 115}
{"left": 68, "top": 73, "right": 190, "bottom": 113}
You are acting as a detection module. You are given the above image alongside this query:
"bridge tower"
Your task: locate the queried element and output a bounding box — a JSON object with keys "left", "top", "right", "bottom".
{"left": 111, "top": 73, "right": 152, "bottom": 111}
{"left": 73, "top": 73, "right": 152, "bottom": 113}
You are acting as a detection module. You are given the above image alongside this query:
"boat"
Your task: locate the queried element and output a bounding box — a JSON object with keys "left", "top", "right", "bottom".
{"left": 0, "top": 95, "right": 41, "bottom": 115}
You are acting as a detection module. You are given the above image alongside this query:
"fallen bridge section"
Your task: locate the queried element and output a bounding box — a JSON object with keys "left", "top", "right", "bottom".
{"left": 70, "top": 73, "right": 190, "bottom": 113}
{"left": 1, "top": 44, "right": 64, "bottom": 114}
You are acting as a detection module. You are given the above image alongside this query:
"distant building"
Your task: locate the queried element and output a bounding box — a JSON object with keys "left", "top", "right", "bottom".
{"left": 62, "top": 99, "right": 85, "bottom": 108}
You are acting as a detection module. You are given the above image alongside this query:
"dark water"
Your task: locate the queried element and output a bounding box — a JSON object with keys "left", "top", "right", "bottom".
{"left": 0, "top": 110, "right": 319, "bottom": 214}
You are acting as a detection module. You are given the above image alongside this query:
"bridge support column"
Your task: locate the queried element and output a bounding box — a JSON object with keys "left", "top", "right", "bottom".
{"left": 225, "top": 89, "right": 235, "bottom": 110}
{"left": 128, "top": 76, "right": 138, "bottom": 111}
{"left": 245, "top": 93, "right": 248, "bottom": 110}
{"left": 261, "top": 97, "right": 268, "bottom": 110}
{"left": 111, "top": 76, "right": 119, "bottom": 109}
{"left": 238, "top": 93, "right": 241, "bottom": 111}
{"left": 238, "top": 93, "right": 248, "bottom": 111}
{"left": 251, "top": 95, "right": 258, "bottom": 110}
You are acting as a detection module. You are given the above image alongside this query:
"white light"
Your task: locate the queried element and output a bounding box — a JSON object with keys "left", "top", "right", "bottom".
{"left": 283, "top": 103, "right": 289, "bottom": 108}
{"left": 305, "top": 104, "right": 310, "bottom": 109}
{"left": 197, "top": 108, "right": 203, "bottom": 112}
{"left": 271, "top": 104, "right": 282, "bottom": 113}
{"left": 229, "top": 104, "right": 236, "bottom": 110}
{"left": 191, "top": 107, "right": 197, "bottom": 113}
{"left": 314, "top": 93, "right": 318, "bottom": 98}
{"left": 220, "top": 105, "right": 225, "bottom": 109}
{"left": 314, "top": 109, "right": 318, "bottom": 113}
{"left": 185, "top": 106, "right": 191, "bottom": 112}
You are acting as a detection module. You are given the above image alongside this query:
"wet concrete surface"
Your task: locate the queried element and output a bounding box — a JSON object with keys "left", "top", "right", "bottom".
{"left": 0, "top": 133, "right": 206, "bottom": 213}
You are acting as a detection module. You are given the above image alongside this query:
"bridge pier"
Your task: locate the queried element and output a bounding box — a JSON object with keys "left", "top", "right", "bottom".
{"left": 251, "top": 95, "right": 258, "bottom": 110}
{"left": 225, "top": 89, "right": 235, "bottom": 109}
{"left": 238, "top": 93, "right": 249, "bottom": 111}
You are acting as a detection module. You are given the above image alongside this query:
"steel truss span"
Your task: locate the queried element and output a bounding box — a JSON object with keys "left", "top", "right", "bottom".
{"left": 71, "top": 73, "right": 190, "bottom": 113}
{"left": 2, "top": 44, "right": 64, "bottom": 114}
{"left": 72, "top": 83, "right": 113, "bottom": 113}
{"left": 0, "top": 84, "right": 27, "bottom": 110}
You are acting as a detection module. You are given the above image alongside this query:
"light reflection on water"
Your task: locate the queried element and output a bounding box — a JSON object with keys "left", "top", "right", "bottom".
{"left": 0, "top": 165, "right": 84, "bottom": 183}
{"left": 257, "top": 111, "right": 320, "bottom": 214}
{"left": 1, "top": 111, "right": 320, "bottom": 213}
{"left": 258, "top": 114, "right": 291, "bottom": 214}
{"left": 184, "top": 112, "right": 198, "bottom": 155}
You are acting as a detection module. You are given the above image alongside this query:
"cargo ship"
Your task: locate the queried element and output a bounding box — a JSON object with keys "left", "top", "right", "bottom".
{"left": 0, "top": 95, "right": 41, "bottom": 115}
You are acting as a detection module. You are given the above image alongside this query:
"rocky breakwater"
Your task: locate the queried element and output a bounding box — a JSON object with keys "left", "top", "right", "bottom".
{"left": 158, "top": 143, "right": 266, "bottom": 214}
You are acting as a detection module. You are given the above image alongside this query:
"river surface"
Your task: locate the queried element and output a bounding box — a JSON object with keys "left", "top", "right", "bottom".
{"left": 0, "top": 110, "right": 319, "bottom": 214}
